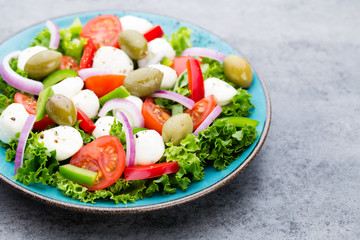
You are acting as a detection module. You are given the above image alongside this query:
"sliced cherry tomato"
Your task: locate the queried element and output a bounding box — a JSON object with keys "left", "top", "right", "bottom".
{"left": 80, "top": 15, "right": 122, "bottom": 49}
{"left": 187, "top": 57, "right": 205, "bottom": 103}
{"left": 143, "top": 25, "right": 164, "bottom": 42}
{"left": 142, "top": 97, "right": 171, "bottom": 134}
{"left": 124, "top": 162, "right": 179, "bottom": 181}
{"left": 14, "top": 93, "right": 55, "bottom": 131}
{"left": 84, "top": 74, "right": 126, "bottom": 97}
{"left": 77, "top": 108, "right": 96, "bottom": 133}
{"left": 70, "top": 135, "right": 126, "bottom": 191}
{"left": 185, "top": 95, "right": 217, "bottom": 130}
{"left": 60, "top": 56, "right": 79, "bottom": 71}
{"left": 79, "top": 38, "right": 97, "bottom": 70}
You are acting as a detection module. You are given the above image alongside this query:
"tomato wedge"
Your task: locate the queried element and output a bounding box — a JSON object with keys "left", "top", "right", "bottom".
{"left": 76, "top": 108, "right": 96, "bottom": 133}
{"left": 187, "top": 57, "right": 204, "bottom": 102}
{"left": 60, "top": 56, "right": 79, "bottom": 71}
{"left": 142, "top": 97, "right": 171, "bottom": 134}
{"left": 80, "top": 15, "right": 122, "bottom": 49}
{"left": 185, "top": 95, "right": 217, "bottom": 130}
{"left": 79, "top": 38, "right": 97, "bottom": 70}
{"left": 70, "top": 135, "right": 126, "bottom": 191}
{"left": 84, "top": 74, "right": 126, "bottom": 97}
{"left": 14, "top": 93, "right": 55, "bottom": 131}
{"left": 124, "top": 162, "right": 179, "bottom": 181}
{"left": 143, "top": 25, "right": 164, "bottom": 42}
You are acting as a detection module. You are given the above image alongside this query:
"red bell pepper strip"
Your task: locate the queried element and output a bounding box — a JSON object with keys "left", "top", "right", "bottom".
{"left": 76, "top": 108, "right": 96, "bottom": 133}
{"left": 143, "top": 25, "right": 164, "bottom": 42}
{"left": 79, "top": 38, "right": 97, "bottom": 70}
{"left": 186, "top": 57, "right": 204, "bottom": 102}
{"left": 124, "top": 162, "right": 179, "bottom": 181}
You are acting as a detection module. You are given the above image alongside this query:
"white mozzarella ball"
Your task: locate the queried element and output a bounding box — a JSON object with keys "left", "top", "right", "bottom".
{"left": 148, "top": 64, "right": 177, "bottom": 89}
{"left": 71, "top": 90, "right": 99, "bottom": 119}
{"left": 137, "top": 38, "right": 176, "bottom": 68}
{"left": 38, "top": 126, "right": 83, "bottom": 161}
{"left": 92, "top": 46, "right": 133, "bottom": 75}
{"left": 0, "top": 104, "right": 29, "bottom": 144}
{"left": 51, "top": 77, "right": 84, "bottom": 99}
{"left": 134, "top": 130, "right": 165, "bottom": 166}
{"left": 93, "top": 116, "right": 118, "bottom": 138}
{"left": 204, "top": 77, "right": 237, "bottom": 106}
{"left": 120, "top": 15, "right": 153, "bottom": 34}
{"left": 113, "top": 96, "right": 143, "bottom": 128}
{"left": 17, "top": 46, "right": 47, "bottom": 71}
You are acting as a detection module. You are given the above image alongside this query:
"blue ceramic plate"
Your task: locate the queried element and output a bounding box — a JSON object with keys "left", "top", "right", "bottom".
{"left": 0, "top": 11, "right": 271, "bottom": 213}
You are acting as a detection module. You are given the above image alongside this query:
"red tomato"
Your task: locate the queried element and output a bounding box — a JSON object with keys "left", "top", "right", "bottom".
{"left": 124, "top": 162, "right": 179, "bottom": 181}
{"left": 80, "top": 15, "right": 122, "bottom": 49}
{"left": 60, "top": 56, "right": 79, "bottom": 71}
{"left": 76, "top": 108, "right": 96, "bottom": 133}
{"left": 143, "top": 25, "right": 164, "bottom": 42}
{"left": 14, "top": 93, "right": 55, "bottom": 131}
{"left": 84, "top": 74, "right": 126, "bottom": 97}
{"left": 187, "top": 57, "right": 204, "bottom": 102}
{"left": 79, "top": 38, "right": 97, "bottom": 70}
{"left": 185, "top": 95, "right": 217, "bottom": 130}
{"left": 142, "top": 97, "right": 171, "bottom": 134}
{"left": 70, "top": 135, "right": 126, "bottom": 191}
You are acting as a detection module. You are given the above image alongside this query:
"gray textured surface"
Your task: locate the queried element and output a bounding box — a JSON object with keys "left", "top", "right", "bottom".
{"left": 0, "top": 0, "right": 359, "bottom": 239}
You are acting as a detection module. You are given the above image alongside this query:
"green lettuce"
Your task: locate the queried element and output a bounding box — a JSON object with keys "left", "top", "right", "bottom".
{"left": 5, "top": 131, "right": 59, "bottom": 185}
{"left": 197, "top": 120, "right": 258, "bottom": 170}
{"left": 109, "top": 119, "right": 126, "bottom": 149}
{"left": 166, "top": 27, "right": 193, "bottom": 56}
{"left": 30, "top": 18, "right": 87, "bottom": 62}
{"left": 220, "top": 88, "right": 254, "bottom": 118}
{"left": 73, "top": 121, "right": 95, "bottom": 144}
{"left": 0, "top": 94, "right": 12, "bottom": 114}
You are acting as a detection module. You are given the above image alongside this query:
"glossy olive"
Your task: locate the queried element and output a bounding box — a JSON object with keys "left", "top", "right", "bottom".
{"left": 123, "top": 67, "right": 163, "bottom": 97}
{"left": 223, "top": 55, "right": 253, "bottom": 88}
{"left": 24, "top": 50, "right": 62, "bottom": 80}
{"left": 46, "top": 94, "right": 77, "bottom": 126}
{"left": 118, "top": 30, "right": 148, "bottom": 60}
{"left": 162, "top": 113, "right": 193, "bottom": 145}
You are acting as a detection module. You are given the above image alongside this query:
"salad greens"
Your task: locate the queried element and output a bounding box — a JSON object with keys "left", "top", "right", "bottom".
{"left": 0, "top": 16, "right": 258, "bottom": 204}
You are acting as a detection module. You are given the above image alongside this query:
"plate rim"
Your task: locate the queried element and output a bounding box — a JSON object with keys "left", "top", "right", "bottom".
{"left": 0, "top": 10, "right": 271, "bottom": 214}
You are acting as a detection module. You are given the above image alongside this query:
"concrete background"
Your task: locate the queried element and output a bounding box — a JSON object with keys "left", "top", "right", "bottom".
{"left": 0, "top": 0, "right": 359, "bottom": 239}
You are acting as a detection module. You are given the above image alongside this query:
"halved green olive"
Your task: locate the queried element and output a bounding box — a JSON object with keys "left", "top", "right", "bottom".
{"left": 123, "top": 67, "right": 163, "bottom": 97}
{"left": 223, "top": 55, "right": 253, "bottom": 88}
{"left": 162, "top": 113, "right": 193, "bottom": 145}
{"left": 46, "top": 94, "right": 77, "bottom": 126}
{"left": 119, "top": 30, "right": 148, "bottom": 60}
{"left": 24, "top": 50, "right": 62, "bottom": 80}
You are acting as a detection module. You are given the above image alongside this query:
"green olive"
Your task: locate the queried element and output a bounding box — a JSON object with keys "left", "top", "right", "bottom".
{"left": 24, "top": 50, "right": 62, "bottom": 80}
{"left": 223, "top": 55, "right": 253, "bottom": 88}
{"left": 162, "top": 113, "right": 193, "bottom": 145}
{"left": 119, "top": 30, "right": 148, "bottom": 60}
{"left": 123, "top": 67, "right": 163, "bottom": 97}
{"left": 46, "top": 94, "right": 77, "bottom": 126}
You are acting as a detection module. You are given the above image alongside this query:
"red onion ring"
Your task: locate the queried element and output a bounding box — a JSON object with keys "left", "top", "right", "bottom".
{"left": 181, "top": 47, "right": 226, "bottom": 62}
{"left": 0, "top": 51, "right": 43, "bottom": 95}
{"left": 78, "top": 68, "right": 112, "bottom": 81}
{"left": 46, "top": 20, "right": 60, "bottom": 50}
{"left": 150, "top": 90, "right": 195, "bottom": 109}
{"left": 114, "top": 111, "right": 135, "bottom": 167}
{"left": 14, "top": 114, "right": 36, "bottom": 175}
{"left": 98, "top": 98, "right": 144, "bottom": 128}
{"left": 193, "top": 105, "right": 222, "bottom": 136}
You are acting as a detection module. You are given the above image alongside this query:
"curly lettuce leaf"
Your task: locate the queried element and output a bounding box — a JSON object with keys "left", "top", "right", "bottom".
{"left": 220, "top": 88, "right": 254, "bottom": 118}
{"left": 166, "top": 27, "right": 193, "bottom": 56}
{"left": 30, "top": 18, "right": 86, "bottom": 62}
{"left": 0, "top": 94, "right": 12, "bottom": 114}
{"left": 197, "top": 120, "right": 257, "bottom": 170}
{"left": 5, "top": 131, "right": 60, "bottom": 185}
{"left": 73, "top": 121, "right": 95, "bottom": 144}
{"left": 109, "top": 119, "right": 126, "bottom": 149}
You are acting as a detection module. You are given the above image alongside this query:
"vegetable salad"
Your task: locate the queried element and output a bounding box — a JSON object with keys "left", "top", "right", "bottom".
{"left": 0, "top": 14, "right": 257, "bottom": 204}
